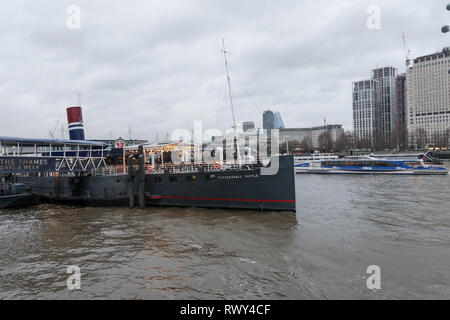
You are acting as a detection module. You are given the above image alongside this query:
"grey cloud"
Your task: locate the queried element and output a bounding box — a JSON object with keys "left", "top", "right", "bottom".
{"left": 0, "top": 0, "right": 448, "bottom": 140}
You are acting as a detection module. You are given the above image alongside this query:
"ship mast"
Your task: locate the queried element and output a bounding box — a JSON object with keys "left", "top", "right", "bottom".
{"left": 222, "top": 39, "right": 237, "bottom": 129}
{"left": 221, "top": 39, "right": 241, "bottom": 165}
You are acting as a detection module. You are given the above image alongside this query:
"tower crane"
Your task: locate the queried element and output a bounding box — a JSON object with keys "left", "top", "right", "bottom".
{"left": 402, "top": 32, "right": 411, "bottom": 70}
{"left": 49, "top": 117, "right": 62, "bottom": 139}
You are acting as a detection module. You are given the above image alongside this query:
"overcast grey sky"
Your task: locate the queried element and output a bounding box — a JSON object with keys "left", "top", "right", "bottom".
{"left": 0, "top": 0, "right": 448, "bottom": 140}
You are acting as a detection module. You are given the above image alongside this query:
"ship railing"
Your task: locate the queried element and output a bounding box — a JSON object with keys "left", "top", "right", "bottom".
{"left": 97, "top": 166, "right": 121, "bottom": 176}
{"left": 144, "top": 162, "right": 263, "bottom": 175}
{"left": 100, "top": 162, "right": 264, "bottom": 176}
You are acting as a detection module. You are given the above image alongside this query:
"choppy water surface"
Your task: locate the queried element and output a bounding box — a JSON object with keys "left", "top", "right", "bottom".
{"left": 1, "top": 168, "right": 449, "bottom": 299}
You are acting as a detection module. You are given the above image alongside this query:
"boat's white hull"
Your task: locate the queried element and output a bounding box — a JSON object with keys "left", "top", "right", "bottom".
{"left": 295, "top": 168, "right": 448, "bottom": 175}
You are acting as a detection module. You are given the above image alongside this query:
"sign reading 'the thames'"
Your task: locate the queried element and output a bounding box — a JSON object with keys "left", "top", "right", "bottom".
{"left": 0, "top": 157, "right": 56, "bottom": 174}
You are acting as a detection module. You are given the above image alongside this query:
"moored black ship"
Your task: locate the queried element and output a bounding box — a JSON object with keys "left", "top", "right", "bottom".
{"left": 1, "top": 137, "right": 296, "bottom": 212}
{"left": 19, "top": 155, "right": 296, "bottom": 212}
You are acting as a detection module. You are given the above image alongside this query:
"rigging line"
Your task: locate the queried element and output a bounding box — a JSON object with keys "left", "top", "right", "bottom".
{"left": 229, "top": 65, "right": 262, "bottom": 115}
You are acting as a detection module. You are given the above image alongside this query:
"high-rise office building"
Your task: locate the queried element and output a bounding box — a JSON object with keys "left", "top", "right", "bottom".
{"left": 274, "top": 112, "right": 285, "bottom": 130}
{"left": 396, "top": 74, "right": 407, "bottom": 149}
{"left": 372, "top": 67, "right": 398, "bottom": 147}
{"left": 352, "top": 79, "right": 379, "bottom": 148}
{"left": 263, "top": 110, "right": 285, "bottom": 135}
{"left": 263, "top": 111, "right": 274, "bottom": 135}
{"left": 352, "top": 67, "right": 399, "bottom": 148}
{"left": 406, "top": 50, "right": 450, "bottom": 148}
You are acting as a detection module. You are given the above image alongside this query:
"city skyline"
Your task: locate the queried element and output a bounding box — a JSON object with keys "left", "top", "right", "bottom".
{"left": 352, "top": 48, "right": 449, "bottom": 150}
{"left": 0, "top": 1, "right": 449, "bottom": 141}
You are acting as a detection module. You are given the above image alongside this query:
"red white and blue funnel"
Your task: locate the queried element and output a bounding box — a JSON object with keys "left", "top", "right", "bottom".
{"left": 66, "top": 106, "right": 85, "bottom": 140}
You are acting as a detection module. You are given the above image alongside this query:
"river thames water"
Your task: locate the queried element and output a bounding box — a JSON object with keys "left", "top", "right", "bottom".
{"left": 1, "top": 167, "right": 449, "bottom": 300}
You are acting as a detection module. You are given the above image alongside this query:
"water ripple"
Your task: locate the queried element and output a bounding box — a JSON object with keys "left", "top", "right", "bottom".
{"left": 1, "top": 168, "right": 449, "bottom": 299}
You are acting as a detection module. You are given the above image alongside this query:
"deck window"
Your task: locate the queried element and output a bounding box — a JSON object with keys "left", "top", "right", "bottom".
{"left": 154, "top": 176, "right": 162, "bottom": 183}
{"left": 205, "top": 174, "right": 216, "bottom": 182}
{"left": 169, "top": 176, "right": 178, "bottom": 183}
{"left": 321, "top": 161, "right": 397, "bottom": 167}
{"left": 186, "top": 175, "right": 197, "bottom": 183}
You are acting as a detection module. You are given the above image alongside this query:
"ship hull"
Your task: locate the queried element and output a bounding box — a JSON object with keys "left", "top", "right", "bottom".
{"left": 0, "top": 194, "right": 37, "bottom": 209}
{"left": 18, "top": 156, "right": 296, "bottom": 212}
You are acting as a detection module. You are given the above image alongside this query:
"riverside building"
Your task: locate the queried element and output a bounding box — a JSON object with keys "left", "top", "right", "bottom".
{"left": 279, "top": 125, "right": 344, "bottom": 149}
{"left": 352, "top": 67, "right": 399, "bottom": 149}
{"left": 406, "top": 50, "right": 450, "bottom": 148}
{"left": 352, "top": 79, "right": 379, "bottom": 148}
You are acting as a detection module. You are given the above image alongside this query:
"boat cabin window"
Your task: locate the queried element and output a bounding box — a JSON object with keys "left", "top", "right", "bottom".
{"left": 186, "top": 175, "right": 197, "bottom": 183}
{"left": 321, "top": 161, "right": 396, "bottom": 167}
{"left": 169, "top": 176, "right": 178, "bottom": 183}
{"left": 205, "top": 174, "right": 216, "bottom": 182}
{"left": 154, "top": 177, "right": 162, "bottom": 183}
{"left": 404, "top": 162, "right": 422, "bottom": 168}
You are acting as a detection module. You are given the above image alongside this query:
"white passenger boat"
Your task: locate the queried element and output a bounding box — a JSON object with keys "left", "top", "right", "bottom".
{"left": 295, "top": 158, "right": 448, "bottom": 175}
{"left": 368, "top": 151, "right": 443, "bottom": 164}
{"left": 294, "top": 153, "right": 339, "bottom": 164}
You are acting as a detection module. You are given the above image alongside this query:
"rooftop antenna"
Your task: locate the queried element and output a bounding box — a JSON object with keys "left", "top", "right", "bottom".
{"left": 222, "top": 39, "right": 237, "bottom": 129}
